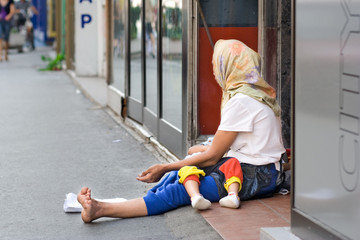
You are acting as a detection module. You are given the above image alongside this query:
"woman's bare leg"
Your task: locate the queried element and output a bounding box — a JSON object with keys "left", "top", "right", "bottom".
{"left": 4, "top": 41, "right": 8, "bottom": 61}
{"left": 77, "top": 187, "right": 148, "bottom": 223}
{"left": 0, "top": 39, "right": 3, "bottom": 61}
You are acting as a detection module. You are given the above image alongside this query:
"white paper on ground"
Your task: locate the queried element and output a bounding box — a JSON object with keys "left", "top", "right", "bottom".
{"left": 63, "top": 193, "right": 127, "bottom": 213}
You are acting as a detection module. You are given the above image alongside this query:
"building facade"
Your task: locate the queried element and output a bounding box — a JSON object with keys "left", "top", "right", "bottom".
{"left": 52, "top": 1, "right": 360, "bottom": 239}
{"left": 55, "top": 0, "right": 291, "bottom": 158}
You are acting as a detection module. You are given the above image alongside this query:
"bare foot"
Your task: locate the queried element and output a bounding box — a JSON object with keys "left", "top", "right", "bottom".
{"left": 77, "top": 187, "right": 101, "bottom": 223}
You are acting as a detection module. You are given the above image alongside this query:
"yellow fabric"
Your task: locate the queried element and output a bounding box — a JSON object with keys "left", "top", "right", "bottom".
{"left": 224, "top": 176, "right": 242, "bottom": 192}
{"left": 178, "top": 166, "right": 206, "bottom": 184}
{"left": 212, "top": 39, "right": 281, "bottom": 116}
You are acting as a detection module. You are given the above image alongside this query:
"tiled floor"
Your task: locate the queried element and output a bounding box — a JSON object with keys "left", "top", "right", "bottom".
{"left": 200, "top": 194, "right": 291, "bottom": 240}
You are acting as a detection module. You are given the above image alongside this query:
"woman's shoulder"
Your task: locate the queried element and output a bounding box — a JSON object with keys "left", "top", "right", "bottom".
{"left": 230, "top": 93, "right": 259, "bottom": 102}
{"left": 227, "top": 93, "right": 275, "bottom": 119}
{"left": 229, "top": 93, "right": 267, "bottom": 109}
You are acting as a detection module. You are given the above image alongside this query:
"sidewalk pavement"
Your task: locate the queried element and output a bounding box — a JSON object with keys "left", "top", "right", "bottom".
{"left": 0, "top": 48, "right": 222, "bottom": 240}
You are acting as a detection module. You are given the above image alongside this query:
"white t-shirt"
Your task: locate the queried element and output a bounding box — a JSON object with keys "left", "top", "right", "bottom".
{"left": 218, "top": 93, "right": 285, "bottom": 169}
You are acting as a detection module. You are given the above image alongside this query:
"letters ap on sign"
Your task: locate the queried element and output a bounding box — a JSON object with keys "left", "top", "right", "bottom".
{"left": 80, "top": 0, "right": 92, "bottom": 29}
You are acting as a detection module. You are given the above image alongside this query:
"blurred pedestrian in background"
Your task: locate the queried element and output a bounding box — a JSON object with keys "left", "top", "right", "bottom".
{"left": 0, "top": 0, "right": 15, "bottom": 61}
{"left": 15, "top": 0, "right": 38, "bottom": 51}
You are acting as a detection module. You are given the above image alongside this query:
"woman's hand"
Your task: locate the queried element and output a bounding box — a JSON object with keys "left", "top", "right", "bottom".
{"left": 137, "top": 164, "right": 166, "bottom": 183}
{"left": 137, "top": 131, "right": 237, "bottom": 182}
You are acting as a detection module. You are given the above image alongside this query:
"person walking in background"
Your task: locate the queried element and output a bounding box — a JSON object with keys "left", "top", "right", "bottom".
{"left": 15, "top": 0, "right": 38, "bottom": 51}
{"left": 0, "top": 0, "right": 15, "bottom": 61}
{"left": 145, "top": 0, "right": 156, "bottom": 58}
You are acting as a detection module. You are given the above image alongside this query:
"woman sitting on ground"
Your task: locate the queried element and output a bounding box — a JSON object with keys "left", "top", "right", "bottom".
{"left": 77, "top": 39, "right": 285, "bottom": 223}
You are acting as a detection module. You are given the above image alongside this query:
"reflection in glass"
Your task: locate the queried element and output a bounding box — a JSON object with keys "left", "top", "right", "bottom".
{"left": 112, "top": 0, "right": 126, "bottom": 93}
{"left": 130, "top": 0, "right": 142, "bottom": 101}
{"left": 264, "top": 0, "right": 277, "bottom": 88}
{"left": 145, "top": 0, "right": 158, "bottom": 114}
{"left": 162, "top": 0, "right": 182, "bottom": 130}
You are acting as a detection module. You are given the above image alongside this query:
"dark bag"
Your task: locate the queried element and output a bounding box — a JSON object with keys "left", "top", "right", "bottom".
{"left": 203, "top": 157, "right": 278, "bottom": 201}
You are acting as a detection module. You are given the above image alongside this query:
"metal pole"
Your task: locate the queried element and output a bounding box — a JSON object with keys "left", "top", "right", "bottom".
{"left": 195, "top": 0, "right": 214, "bottom": 49}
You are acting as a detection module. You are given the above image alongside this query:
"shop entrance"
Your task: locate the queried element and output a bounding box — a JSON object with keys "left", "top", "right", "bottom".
{"left": 127, "top": 0, "right": 186, "bottom": 157}
{"left": 196, "top": 0, "right": 258, "bottom": 137}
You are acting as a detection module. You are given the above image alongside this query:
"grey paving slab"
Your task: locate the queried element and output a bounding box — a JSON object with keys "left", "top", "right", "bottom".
{"left": 0, "top": 48, "right": 222, "bottom": 240}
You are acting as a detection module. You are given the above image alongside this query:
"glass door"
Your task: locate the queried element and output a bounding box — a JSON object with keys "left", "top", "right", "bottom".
{"left": 128, "top": 0, "right": 144, "bottom": 123}
{"left": 197, "top": 0, "right": 258, "bottom": 136}
{"left": 112, "top": 0, "right": 126, "bottom": 93}
{"left": 125, "top": 0, "right": 187, "bottom": 157}
{"left": 143, "top": 0, "right": 159, "bottom": 136}
{"left": 158, "top": 0, "right": 185, "bottom": 157}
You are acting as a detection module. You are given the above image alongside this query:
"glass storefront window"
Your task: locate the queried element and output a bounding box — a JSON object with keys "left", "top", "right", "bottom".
{"left": 145, "top": 0, "right": 158, "bottom": 114}
{"left": 130, "top": 0, "right": 142, "bottom": 101}
{"left": 161, "top": 0, "right": 182, "bottom": 130}
{"left": 112, "top": 0, "right": 126, "bottom": 93}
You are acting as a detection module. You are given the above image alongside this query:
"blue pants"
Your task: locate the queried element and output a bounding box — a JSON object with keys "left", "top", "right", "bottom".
{"left": 144, "top": 171, "right": 220, "bottom": 215}
{"left": 143, "top": 158, "right": 280, "bottom": 216}
{"left": 0, "top": 20, "right": 11, "bottom": 41}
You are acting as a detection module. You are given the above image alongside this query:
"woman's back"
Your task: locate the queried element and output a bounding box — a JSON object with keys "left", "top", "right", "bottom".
{"left": 219, "top": 93, "right": 285, "bottom": 168}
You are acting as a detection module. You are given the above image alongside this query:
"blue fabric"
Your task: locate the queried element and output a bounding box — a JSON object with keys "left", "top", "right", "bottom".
{"left": 203, "top": 157, "right": 280, "bottom": 200}
{"left": 143, "top": 158, "right": 280, "bottom": 215}
{"left": 254, "top": 163, "right": 278, "bottom": 197}
{"left": 0, "top": 20, "right": 11, "bottom": 41}
{"left": 238, "top": 162, "right": 279, "bottom": 200}
{"left": 144, "top": 171, "right": 219, "bottom": 216}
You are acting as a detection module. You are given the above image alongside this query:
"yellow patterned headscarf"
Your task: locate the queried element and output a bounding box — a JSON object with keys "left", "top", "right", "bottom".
{"left": 212, "top": 39, "right": 281, "bottom": 116}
